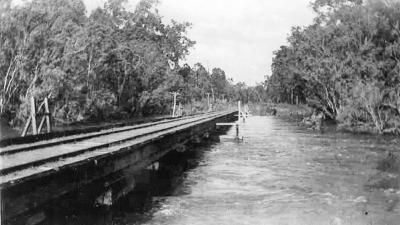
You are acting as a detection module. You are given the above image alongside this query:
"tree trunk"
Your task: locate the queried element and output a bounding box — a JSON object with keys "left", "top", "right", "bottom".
{"left": 87, "top": 48, "right": 92, "bottom": 96}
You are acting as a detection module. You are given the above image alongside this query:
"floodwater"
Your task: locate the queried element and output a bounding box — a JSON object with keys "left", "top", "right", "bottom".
{"left": 47, "top": 116, "right": 400, "bottom": 225}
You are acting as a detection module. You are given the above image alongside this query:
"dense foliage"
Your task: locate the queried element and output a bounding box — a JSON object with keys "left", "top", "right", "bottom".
{"left": 267, "top": 0, "right": 400, "bottom": 133}
{"left": 0, "top": 0, "right": 267, "bottom": 126}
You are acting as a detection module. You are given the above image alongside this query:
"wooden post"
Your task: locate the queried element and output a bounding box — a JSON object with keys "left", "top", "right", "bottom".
{"left": 21, "top": 116, "right": 32, "bottom": 137}
{"left": 235, "top": 123, "right": 239, "bottom": 140}
{"left": 37, "top": 116, "right": 46, "bottom": 134}
{"left": 244, "top": 105, "right": 249, "bottom": 119}
{"left": 172, "top": 92, "right": 177, "bottom": 117}
{"left": 206, "top": 93, "right": 210, "bottom": 111}
{"left": 30, "top": 97, "right": 37, "bottom": 135}
{"left": 238, "top": 101, "right": 241, "bottom": 122}
{"left": 44, "top": 97, "right": 51, "bottom": 133}
{"left": 178, "top": 102, "right": 182, "bottom": 117}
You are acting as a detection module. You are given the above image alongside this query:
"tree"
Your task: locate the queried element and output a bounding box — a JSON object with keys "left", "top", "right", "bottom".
{"left": 267, "top": 0, "right": 400, "bottom": 133}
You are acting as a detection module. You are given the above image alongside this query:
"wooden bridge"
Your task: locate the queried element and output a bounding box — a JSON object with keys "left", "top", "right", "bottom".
{"left": 0, "top": 110, "right": 237, "bottom": 224}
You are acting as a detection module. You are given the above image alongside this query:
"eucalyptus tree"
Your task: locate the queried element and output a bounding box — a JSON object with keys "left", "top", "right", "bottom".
{"left": 0, "top": 0, "right": 87, "bottom": 123}
{"left": 268, "top": 0, "right": 400, "bottom": 133}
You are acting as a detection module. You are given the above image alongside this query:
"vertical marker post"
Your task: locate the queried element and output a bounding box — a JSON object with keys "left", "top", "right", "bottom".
{"left": 172, "top": 92, "right": 177, "bottom": 117}
{"left": 235, "top": 123, "right": 239, "bottom": 140}
{"left": 206, "top": 93, "right": 210, "bottom": 111}
{"left": 30, "top": 97, "right": 37, "bottom": 135}
{"left": 178, "top": 102, "right": 182, "bottom": 117}
{"left": 44, "top": 97, "right": 51, "bottom": 133}
{"left": 238, "top": 100, "right": 241, "bottom": 122}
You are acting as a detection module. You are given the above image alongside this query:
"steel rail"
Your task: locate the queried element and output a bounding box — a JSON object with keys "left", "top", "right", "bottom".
{"left": 0, "top": 113, "right": 207, "bottom": 156}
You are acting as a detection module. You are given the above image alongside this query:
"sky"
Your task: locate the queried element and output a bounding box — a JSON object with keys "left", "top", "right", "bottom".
{"left": 84, "top": 0, "right": 315, "bottom": 84}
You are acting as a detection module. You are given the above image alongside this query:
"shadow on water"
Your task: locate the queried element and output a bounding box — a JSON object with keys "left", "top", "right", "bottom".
{"left": 364, "top": 151, "right": 400, "bottom": 212}
{"left": 36, "top": 142, "right": 217, "bottom": 225}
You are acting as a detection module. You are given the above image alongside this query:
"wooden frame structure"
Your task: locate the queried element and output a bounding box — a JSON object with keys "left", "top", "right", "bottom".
{"left": 22, "top": 96, "right": 51, "bottom": 137}
{"left": 216, "top": 100, "right": 249, "bottom": 141}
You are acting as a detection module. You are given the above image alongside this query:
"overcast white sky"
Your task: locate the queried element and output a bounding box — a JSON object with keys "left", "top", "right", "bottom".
{"left": 86, "top": 0, "right": 316, "bottom": 84}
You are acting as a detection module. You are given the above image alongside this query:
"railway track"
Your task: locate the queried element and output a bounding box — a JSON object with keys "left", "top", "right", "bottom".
{"left": 0, "top": 113, "right": 204, "bottom": 156}
{"left": 0, "top": 111, "right": 232, "bottom": 185}
{"left": 0, "top": 114, "right": 182, "bottom": 147}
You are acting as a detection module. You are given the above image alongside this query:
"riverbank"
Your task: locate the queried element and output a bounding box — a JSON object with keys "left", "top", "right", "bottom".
{"left": 268, "top": 103, "right": 326, "bottom": 130}
{"left": 272, "top": 103, "right": 400, "bottom": 135}
{"left": 274, "top": 103, "right": 313, "bottom": 122}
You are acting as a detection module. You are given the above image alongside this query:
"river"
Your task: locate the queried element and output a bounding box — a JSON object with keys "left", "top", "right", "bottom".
{"left": 48, "top": 116, "right": 400, "bottom": 225}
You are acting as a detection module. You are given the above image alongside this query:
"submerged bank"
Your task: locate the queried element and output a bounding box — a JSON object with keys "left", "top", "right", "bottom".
{"left": 269, "top": 103, "right": 400, "bottom": 136}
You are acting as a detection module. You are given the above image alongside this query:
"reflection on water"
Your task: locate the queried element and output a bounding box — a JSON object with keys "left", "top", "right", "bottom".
{"left": 46, "top": 116, "right": 400, "bottom": 225}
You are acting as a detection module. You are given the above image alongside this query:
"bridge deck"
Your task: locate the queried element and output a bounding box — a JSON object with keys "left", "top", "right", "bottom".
{"left": 0, "top": 111, "right": 235, "bottom": 188}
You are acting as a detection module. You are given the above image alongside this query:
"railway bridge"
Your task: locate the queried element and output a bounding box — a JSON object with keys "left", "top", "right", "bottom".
{"left": 0, "top": 110, "right": 237, "bottom": 224}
